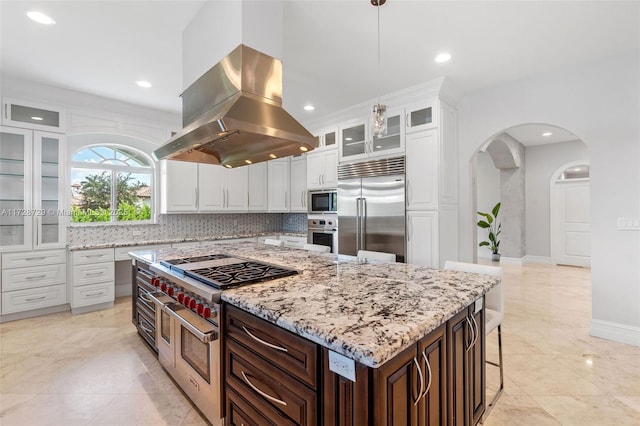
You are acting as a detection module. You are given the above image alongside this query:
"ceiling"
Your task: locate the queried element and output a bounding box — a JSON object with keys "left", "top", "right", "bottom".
{"left": 2, "top": 1, "right": 638, "bottom": 146}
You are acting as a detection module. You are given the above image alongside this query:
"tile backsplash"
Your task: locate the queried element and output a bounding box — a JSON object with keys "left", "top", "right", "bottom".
{"left": 67, "top": 213, "right": 307, "bottom": 247}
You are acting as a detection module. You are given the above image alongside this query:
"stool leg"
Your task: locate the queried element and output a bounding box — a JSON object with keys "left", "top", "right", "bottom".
{"left": 482, "top": 324, "right": 504, "bottom": 423}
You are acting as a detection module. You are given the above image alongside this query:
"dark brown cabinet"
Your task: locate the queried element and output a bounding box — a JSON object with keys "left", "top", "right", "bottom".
{"left": 224, "top": 304, "right": 319, "bottom": 425}
{"left": 448, "top": 303, "right": 485, "bottom": 426}
{"left": 224, "top": 301, "right": 484, "bottom": 426}
{"left": 373, "top": 324, "right": 447, "bottom": 426}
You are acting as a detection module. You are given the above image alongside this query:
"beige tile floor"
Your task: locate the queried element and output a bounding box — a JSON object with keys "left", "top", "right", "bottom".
{"left": 0, "top": 263, "right": 639, "bottom": 425}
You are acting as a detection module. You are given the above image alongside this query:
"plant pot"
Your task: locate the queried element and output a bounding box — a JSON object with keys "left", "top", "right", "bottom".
{"left": 491, "top": 253, "right": 501, "bottom": 262}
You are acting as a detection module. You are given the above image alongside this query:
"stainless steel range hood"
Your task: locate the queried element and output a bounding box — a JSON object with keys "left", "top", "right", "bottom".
{"left": 153, "top": 44, "right": 317, "bottom": 168}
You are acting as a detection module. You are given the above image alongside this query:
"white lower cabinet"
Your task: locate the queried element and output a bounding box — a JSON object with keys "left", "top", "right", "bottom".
{"left": 406, "top": 211, "right": 439, "bottom": 268}
{"left": 2, "top": 284, "right": 66, "bottom": 315}
{"left": 69, "top": 248, "right": 115, "bottom": 312}
{"left": 1, "top": 248, "right": 67, "bottom": 316}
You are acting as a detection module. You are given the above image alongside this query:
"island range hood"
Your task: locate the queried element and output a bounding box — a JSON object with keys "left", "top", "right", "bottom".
{"left": 153, "top": 44, "right": 317, "bottom": 168}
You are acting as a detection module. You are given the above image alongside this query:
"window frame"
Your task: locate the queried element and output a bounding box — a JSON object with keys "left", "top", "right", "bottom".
{"left": 70, "top": 143, "right": 155, "bottom": 225}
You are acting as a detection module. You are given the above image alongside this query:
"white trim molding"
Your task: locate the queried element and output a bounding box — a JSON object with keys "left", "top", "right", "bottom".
{"left": 523, "top": 255, "right": 552, "bottom": 264}
{"left": 498, "top": 256, "right": 524, "bottom": 266}
{"left": 590, "top": 319, "right": 640, "bottom": 347}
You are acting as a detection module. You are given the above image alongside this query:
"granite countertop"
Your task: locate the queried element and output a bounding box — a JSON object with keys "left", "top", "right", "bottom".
{"left": 129, "top": 242, "right": 498, "bottom": 368}
{"left": 67, "top": 232, "right": 307, "bottom": 251}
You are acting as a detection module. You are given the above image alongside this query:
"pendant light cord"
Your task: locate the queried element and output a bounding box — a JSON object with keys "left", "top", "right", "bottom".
{"left": 377, "top": 2, "right": 381, "bottom": 103}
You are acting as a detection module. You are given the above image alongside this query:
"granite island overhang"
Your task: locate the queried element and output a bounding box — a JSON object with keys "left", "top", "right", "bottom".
{"left": 129, "top": 241, "right": 498, "bottom": 368}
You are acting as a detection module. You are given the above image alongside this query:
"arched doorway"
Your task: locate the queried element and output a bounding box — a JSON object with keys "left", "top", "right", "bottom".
{"left": 471, "top": 123, "right": 589, "bottom": 264}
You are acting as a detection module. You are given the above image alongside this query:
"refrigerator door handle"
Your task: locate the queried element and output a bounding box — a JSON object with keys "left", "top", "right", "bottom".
{"left": 355, "top": 197, "right": 361, "bottom": 252}
{"left": 361, "top": 197, "right": 367, "bottom": 249}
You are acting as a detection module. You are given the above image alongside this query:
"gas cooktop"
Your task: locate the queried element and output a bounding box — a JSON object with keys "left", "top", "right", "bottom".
{"left": 160, "top": 254, "right": 299, "bottom": 290}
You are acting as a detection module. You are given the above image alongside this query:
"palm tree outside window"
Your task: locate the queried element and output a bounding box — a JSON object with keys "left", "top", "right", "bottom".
{"left": 70, "top": 145, "right": 153, "bottom": 223}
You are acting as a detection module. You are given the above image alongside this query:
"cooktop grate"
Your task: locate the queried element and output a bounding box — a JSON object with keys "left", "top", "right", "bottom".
{"left": 184, "top": 261, "right": 298, "bottom": 289}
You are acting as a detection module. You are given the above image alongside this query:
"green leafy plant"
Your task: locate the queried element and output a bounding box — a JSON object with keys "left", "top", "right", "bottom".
{"left": 477, "top": 202, "right": 501, "bottom": 254}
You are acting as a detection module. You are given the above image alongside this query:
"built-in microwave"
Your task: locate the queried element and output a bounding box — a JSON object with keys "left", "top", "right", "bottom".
{"left": 308, "top": 189, "right": 337, "bottom": 214}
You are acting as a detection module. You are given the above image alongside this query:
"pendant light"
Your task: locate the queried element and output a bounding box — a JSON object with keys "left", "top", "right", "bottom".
{"left": 371, "top": 0, "right": 387, "bottom": 138}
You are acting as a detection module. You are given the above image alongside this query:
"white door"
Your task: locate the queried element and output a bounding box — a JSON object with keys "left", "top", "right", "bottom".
{"left": 406, "top": 211, "right": 439, "bottom": 268}
{"left": 224, "top": 167, "right": 248, "bottom": 211}
{"left": 198, "top": 164, "right": 224, "bottom": 212}
{"left": 553, "top": 180, "right": 590, "bottom": 267}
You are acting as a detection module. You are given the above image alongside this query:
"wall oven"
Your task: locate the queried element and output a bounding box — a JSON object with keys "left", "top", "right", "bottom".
{"left": 307, "top": 215, "right": 338, "bottom": 253}
{"left": 308, "top": 189, "right": 337, "bottom": 214}
{"left": 150, "top": 293, "right": 222, "bottom": 426}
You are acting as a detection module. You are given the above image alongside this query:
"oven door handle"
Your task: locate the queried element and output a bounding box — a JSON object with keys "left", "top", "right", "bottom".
{"left": 165, "top": 303, "right": 218, "bottom": 343}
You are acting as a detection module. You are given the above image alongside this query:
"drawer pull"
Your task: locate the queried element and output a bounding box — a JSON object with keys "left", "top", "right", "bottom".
{"left": 85, "top": 254, "right": 105, "bottom": 258}
{"left": 25, "top": 275, "right": 47, "bottom": 280}
{"left": 25, "top": 256, "right": 46, "bottom": 261}
{"left": 25, "top": 296, "right": 47, "bottom": 302}
{"left": 139, "top": 293, "right": 153, "bottom": 304}
{"left": 85, "top": 291, "right": 105, "bottom": 297}
{"left": 240, "top": 371, "right": 287, "bottom": 407}
{"left": 242, "top": 325, "right": 288, "bottom": 352}
{"left": 85, "top": 272, "right": 104, "bottom": 277}
{"left": 139, "top": 322, "right": 154, "bottom": 335}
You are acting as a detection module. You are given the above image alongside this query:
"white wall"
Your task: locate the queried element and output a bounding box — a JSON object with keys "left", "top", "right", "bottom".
{"left": 476, "top": 152, "right": 501, "bottom": 258}
{"left": 458, "top": 50, "right": 640, "bottom": 345}
{"left": 525, "top": 140, "right": 589, "bottom": 258}
{"left": 182, "top": 0, "right": 284, "bottom": 90}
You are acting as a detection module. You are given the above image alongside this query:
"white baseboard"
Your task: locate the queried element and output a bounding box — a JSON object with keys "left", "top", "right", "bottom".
{"left": 523, "top": 255, "right": 552, "bottom": 264}
{"left": 498, "top": 256, "right": 524, "bottom": 266}
{"left": 590, "top": 319, "right": 640, "bottom": 347}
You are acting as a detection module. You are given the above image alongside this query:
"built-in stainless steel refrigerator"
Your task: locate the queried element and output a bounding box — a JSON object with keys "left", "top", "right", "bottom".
{"left": 337, "top": 156, "right": 405, "bottom": 262}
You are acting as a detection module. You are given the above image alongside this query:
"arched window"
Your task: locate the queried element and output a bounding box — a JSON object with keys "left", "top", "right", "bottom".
{"left": 70, "top": 145, "right": 154, "bottom": 223}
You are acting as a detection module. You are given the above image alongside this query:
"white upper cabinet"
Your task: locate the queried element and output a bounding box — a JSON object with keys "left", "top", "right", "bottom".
{"left": 248, "top": 162, "right": 268, "bottom": 212}
{"left": 289, "top": 156, "right": 307, "bottom": 212}
{"left": 338, "top": 118, "right": 369, "bottom": 162}
{"left": 2, "top": 98, "right": 66, "bottom": 133}
{"left": 306, "top": 147, "right": 338, "bottom": 190}
{"left": 161, "top": 161, "right": 248, "bottom": 213}
{"left": 338, "top": 109, "right": 405, "bottom": 163}
{"left": 315, "top": 127, "right": 338, "bottom": 151}
{"left": 161, "top": 160, "right": 198, "bottom": 212}
{"left": 370, "top": 108, "right": 405, "bottom": 158}
{"left": 405, "top": 99, "right": 438, "bottom": 133}
{"left": 0, "top": 126, "right": 66, "bottom": 252}
{"left": 267, "top": 158, "right": 290, "bottom": 212}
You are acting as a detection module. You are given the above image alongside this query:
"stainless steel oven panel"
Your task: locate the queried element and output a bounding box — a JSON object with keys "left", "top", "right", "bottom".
{"left": 174, "top": 319, "right": 222, "bottom": 425}
{"left": 164, "top": 303, "right": 218, "bottom": 343}
{"left": 148, "top": 292, "right": 176, "bottom": 372}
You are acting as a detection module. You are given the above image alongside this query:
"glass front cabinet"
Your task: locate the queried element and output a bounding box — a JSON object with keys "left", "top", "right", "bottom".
{"left": 0, "top": 126, "right": 66, "bottom": 252}
{"left": 338, "top": 108, "right": 405, "bottom": 162}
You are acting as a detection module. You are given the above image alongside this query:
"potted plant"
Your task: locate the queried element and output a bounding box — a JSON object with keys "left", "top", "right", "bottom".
{"left": 477, "top": 202, "right": 502, "bottom": 261}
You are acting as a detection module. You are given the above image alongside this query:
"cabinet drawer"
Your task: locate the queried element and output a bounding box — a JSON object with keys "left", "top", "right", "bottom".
{"left": 114, "top": 244, "right": 171, "bottom": 261}
{"left": 71, "top": 281, "right": 114, "bottom": 308}
{"left": 1, "top": 284, "right": 67, "bottom": 314}
{"left": 225, "top": 305, "right": 318, "bottom": 388}
{"left": 72, "top": 248, "right": 114, "bottom": 265}
{"left": 226, "top": 338, "right": 317, "bottom": 425}
{"left": 2, "top": 249, "right": 66, "bottom": 269}
{"left": 227, "top": 386, "right": 297, "bottom": 426}
{"left": 1, "top": 263, "right": 66, "bottom": 291}
{"left": 72, "top": 262, "right": 115, "bottom": 286}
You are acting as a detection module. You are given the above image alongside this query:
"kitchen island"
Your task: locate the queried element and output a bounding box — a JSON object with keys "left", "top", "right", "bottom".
{"left": 130, "top": 242, "right": 498, "bottom": 426}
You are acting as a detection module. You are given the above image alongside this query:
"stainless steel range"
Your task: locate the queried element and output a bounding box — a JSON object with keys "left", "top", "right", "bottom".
{"left": 138, "top": 254, "right": 298, "bottom": 426}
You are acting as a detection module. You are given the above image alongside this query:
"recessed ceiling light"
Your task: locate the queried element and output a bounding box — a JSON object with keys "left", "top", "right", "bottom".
{"left": 27, "top": 11, "right": 56, "bottom": 25}
{"left": 31, "top": 116, "right": 44, "bottom": 121}
{"left": 542, "top": 132, "right": 553, "bottom": 137}
{"left": 136, "top": 80, "right": 152, "bottom": 88}
{"left": 435, "top": 52, "right": 451, "bottom": 63}
{"left": 304, "top": 105, "right": 315, "bottom": 111}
